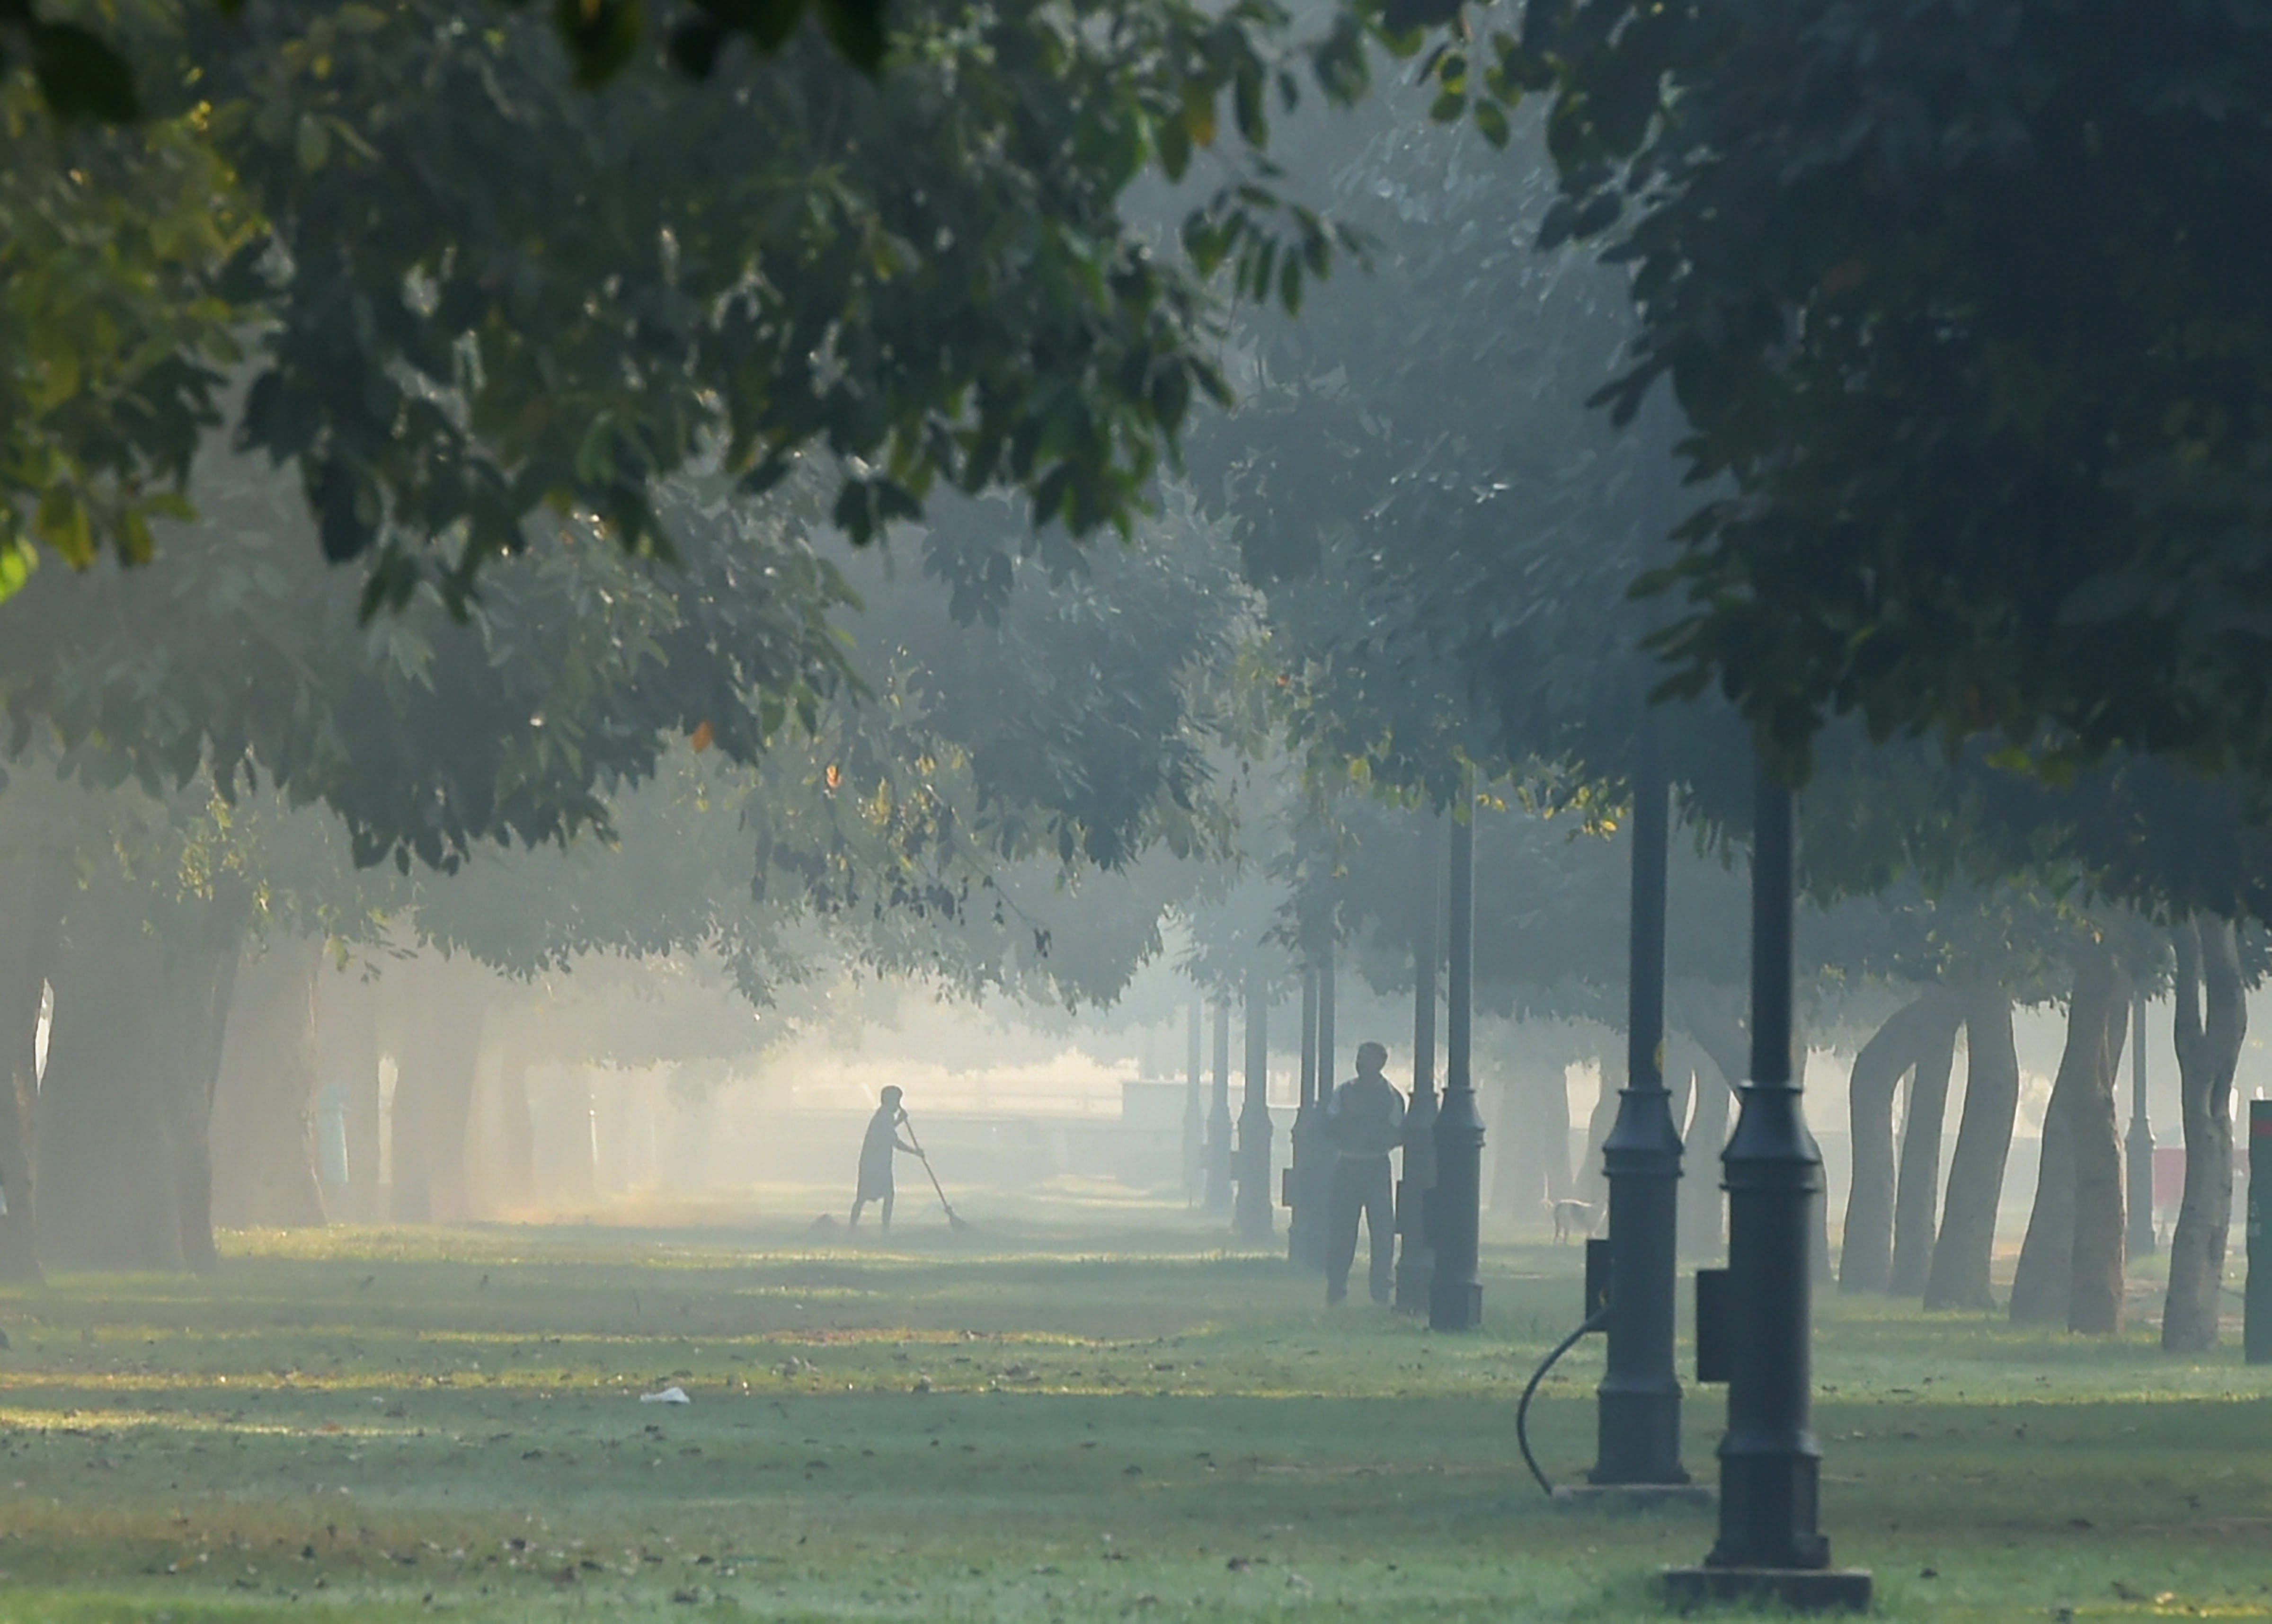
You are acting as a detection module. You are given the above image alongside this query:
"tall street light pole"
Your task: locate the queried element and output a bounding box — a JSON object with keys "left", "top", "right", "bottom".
{"left": 1591, "top": 719, "right": 1689, "bottom": 1486}
{"left": 1289, "top": 966, "right": 1321, "bottom": 1267}
{"left": 1183, "top": 996, "right": 1205, "bottom": 1207}
{"left": 1668, "top": 760, "right": 1869, "bottom": 1610}
{"left": 1235, "top": 967, "right": 1275, "bottom": 1241}
{"left": 2126, "top": 992, "right": 2156, "bottom": 1260}
{"left": 1397, "top": 814, "right": 1442, "bottom": 1314}
{"left": 1207, "top": 995, "right": 1234, "bottom": 1215}
{"left": 1429, "top": 799, "right": 1483, "bottom": 1331}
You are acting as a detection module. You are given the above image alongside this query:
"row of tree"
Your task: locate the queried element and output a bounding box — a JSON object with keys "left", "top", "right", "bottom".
{"left": 6, "top": 0, "right": 2272, "bottom": 1360}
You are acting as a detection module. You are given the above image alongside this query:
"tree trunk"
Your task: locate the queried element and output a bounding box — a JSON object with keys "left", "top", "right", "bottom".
{"left": 1678, "top": 999, "right": 1746, "bottom": 1263}
{"left": 1491, "top": 1056, "right": 1566, "bottom": 1221}
{"left": 1889, "top": 1011, "right": 1960, "bottom": 1297}
{"left": 1490, "top": 1066, "right": 1539, "bottom": 1218}
{"left": 316, "top": 969, "right": 382, "bottom": 1220}
{"left": 1925, "top": 990, "right": 2021, "bottom": 1311}
{"left": 2068, "top": 962, "right": 2132, "bottom": 1335}
{"left": 1839, "top": 992, "right": 1955, "bottom": 1293}
{"left": 491, "top": 1042, "right": 536, "bottom": 1213}
{"left": 2011, "top": 958, "right": 2099, "bottom": 1322}
{"left": 36, "top": 881, "right": 245, "bottom": 1272}
{"left": 1795, "top": 1017, "right": 1836, "bottom": 1287}
{"left": 209, "top": 936, "right": 327, "bottom": 1230}
{"left": 172, "top": 912, "right": 240, "bottom": 1275}
{"left": 1579, "top": 1040, "right": 1623, "bottom": 1209}
{"left": 0, "top": 849, "right": 69, "bottom": 1281}
{"left": 382, "top": 960, "right": 489, "bottom": 1224}
{"left": 1666, "top": 1046, "right": 1696, "bottom": 1170}
{"left": 1540, "top": 1054, "right": 1572, "bottom": 1202}
{"left": 2163, "top": 917, "right": 2244, "bottom": 1352}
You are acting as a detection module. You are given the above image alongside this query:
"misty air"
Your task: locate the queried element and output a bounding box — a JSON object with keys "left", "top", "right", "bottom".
{"left": 1, "top": 1, "right": 2268, "bottom": 1619}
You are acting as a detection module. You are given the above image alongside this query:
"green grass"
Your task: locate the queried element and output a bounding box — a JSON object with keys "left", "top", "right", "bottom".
{"left": 0, "top": 1204, "right": 2263, "bottom": 1621}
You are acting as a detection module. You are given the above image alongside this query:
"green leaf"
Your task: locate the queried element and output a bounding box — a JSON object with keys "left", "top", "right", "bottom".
{"left": 1157, "top": 106, "right": 1193, "bottom": 180}
{"left": 1181, "top": 81, "right": 1217, "bottom": 149}
{"left": 553, "top": 0, "right": 644, "bottom": 88}
{"left": 1234, "top": 65, "right": 1267, "bottom": 145}
{"left": 0, "top": 541, "right": 36, "bottom": 605}
{"left": 296, "top": 111, "right": 332, "bottom": 172}
{"left": 1473, "top": 99, "right": 1510, "bottom": 149}
{"left": 667, "top": 17, "right": 728, "bottom": 77}
{"left": 816, "top": 0, "right": 886, "bottom": 73}
{"left": 1381, "top": 0, "right": 1463, "bottom": 34}
{"left": 737, "top": 0, "right": 808, "bottom": 53}
{"left": 30, "top": 22, "right": 139, "bottom": 123}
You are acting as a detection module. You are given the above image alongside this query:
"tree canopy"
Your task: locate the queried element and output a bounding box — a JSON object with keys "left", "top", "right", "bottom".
{"left": 1426, "top": 0, "right": 2272, "bottom": 793}
{"left": 4, "top": 0, "right": 1370, "bottom": 611}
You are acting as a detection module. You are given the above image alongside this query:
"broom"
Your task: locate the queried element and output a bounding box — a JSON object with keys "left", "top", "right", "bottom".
{"left": 898, "top": 1115, "right": 972, "bottom": 1232}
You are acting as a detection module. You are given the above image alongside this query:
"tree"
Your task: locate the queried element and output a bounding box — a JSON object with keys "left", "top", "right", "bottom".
{"left": 1834, "top": 987, "right": 1958, "bottom": 1295}
{"left": 3, "top": 447, "right": 854, "bottom": 870}
{"left": 0, "top": 432, "right": 1255, "bottom": 1261}
{"left": 1418, "top": 2, "right": 2272, "bottom": 804}
{"left": 6, "top": 0, "right": 1366, "bottom": 605}
{"left": 2007, "top": 941, "right": 2132, "bottom": 1331}
{"left": 0, "top": 59, "right": 245, "bottom": 596}
{"left": 2165, "top": 917, "right": 2248, "bottom": 1351}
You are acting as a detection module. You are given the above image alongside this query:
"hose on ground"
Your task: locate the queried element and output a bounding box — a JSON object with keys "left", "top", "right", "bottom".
{"left": 1515, "top": 1301, "right": 1613, "bottom": 1499}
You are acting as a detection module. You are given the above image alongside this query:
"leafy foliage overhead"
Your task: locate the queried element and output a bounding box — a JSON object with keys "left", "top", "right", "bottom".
{"left": 0, "top": 448, "right": 851, "bottom": 869}
{"left": 5, "top": 0, "right": 1372, "bottom": 610}
{"left": 1418, "top": 0, "right": 2272, "bottom": 790}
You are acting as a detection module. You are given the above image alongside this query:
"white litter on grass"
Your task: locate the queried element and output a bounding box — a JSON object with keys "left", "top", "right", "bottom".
{"left": 639, "top": 1385, "right": 691, "bottom": 1404}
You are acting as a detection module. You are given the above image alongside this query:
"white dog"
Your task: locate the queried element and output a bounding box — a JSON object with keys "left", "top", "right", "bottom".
{"left": 1546, "top": 1198, "right": 1599, "bottom": 1244}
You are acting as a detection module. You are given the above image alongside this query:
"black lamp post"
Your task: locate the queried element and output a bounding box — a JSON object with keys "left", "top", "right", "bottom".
{"left": 1429, "top": 804, "right": 1483, "bottom": 1331}
{"left": 1591, "top": 722, "right": 1688, "bottom": 1486}
{"left": 1183, "top": 997, "right": 1205, "bottom": 1207}
{"left": 1396, "top": 815, "right": 1441, "bottom": 1314}
{"left": 1668, "top": 762, "right": 1869, "bottom": 1610}
{"left": 1235, "top": 967, "right": 1275, "bottom": 1240}
{"left": 1301, "top": 946, "right": 1339, "bottom": 1266}
{"left": 2126, "top": 992, "right": 2156, "bottom": 1259}
{"left": 1207, "top": 994, "right": 1234, "bottom": 1216}
{"left": 2247, "top": 1099, "right": 2269, "bottom": 1365}
{"left": 1289, "top": 967, "right": 1322, "bottom": 1268}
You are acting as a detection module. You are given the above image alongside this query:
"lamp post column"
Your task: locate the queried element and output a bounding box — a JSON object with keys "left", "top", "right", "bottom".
{"left": 1669, "top": 759, "right": 1869, "bottom": 1611}
{"left": 1591, "top": 723, "right": 1687, "bottom": 1485}
{"left": 1184, "top": 998, "right": 1206, "bottom": 1208}
{"left": 1289, "top": 967, "right": 1321, "bottom": 1267}
{"left": 1397, "top": 816, "right": 1442, "bottom": 1314}
{"left": 2126, "top": 993, "right": 2156, "bottom": 1259}
{"left": 1235, "top": 968, "right": 1275, "bottom": 1241}
{"left": 1429, "top": 803, "right": 1483, "bottom": 1331}
{"left": 1207, "top": 995, "right": 1234, "bottom": 1216}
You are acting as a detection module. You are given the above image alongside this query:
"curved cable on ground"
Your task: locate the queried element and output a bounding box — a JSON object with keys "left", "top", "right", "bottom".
{"left": 1515, "top": 1301, "right": 1613, "bottom": 1498}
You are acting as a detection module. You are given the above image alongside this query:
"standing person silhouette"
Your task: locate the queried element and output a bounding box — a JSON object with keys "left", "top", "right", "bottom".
{"left": 850, "top": 1086, "right": 918, "bottom": 1232}
{"left": 1323, "top": 1042, "right": 1406, "bottom": 1306}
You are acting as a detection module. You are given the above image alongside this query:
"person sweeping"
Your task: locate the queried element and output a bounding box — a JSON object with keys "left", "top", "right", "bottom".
{"left": 849, "top": 1085, "right": 918, "bottom": 1232}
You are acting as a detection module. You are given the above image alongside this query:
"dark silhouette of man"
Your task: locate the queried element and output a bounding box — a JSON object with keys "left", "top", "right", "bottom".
{"left": 850, "top": 1085, "right": 917, "bottom": 1231}
{"left": 1323, "top": 1041, "right": 1406, "bottom": 1305}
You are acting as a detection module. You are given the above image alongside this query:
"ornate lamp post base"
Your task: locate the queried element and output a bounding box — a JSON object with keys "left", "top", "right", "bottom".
{"left": 1663, "top": 1566, "right": 1873, "bottom": 1613}
{"left": 1550, "top": 1482, "right": 1712, "bottom": 1509}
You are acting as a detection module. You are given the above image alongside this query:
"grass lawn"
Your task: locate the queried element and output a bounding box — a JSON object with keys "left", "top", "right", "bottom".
{"left": 0, "top": 1198, "right": 2263, "bottom": 1621}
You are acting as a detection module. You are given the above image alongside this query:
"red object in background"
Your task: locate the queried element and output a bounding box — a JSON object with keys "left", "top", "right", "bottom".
{"left": 2153, "top": 1146, "right": 2187, "bottom": 1207}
